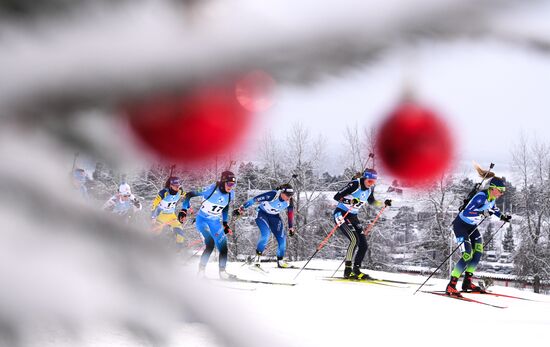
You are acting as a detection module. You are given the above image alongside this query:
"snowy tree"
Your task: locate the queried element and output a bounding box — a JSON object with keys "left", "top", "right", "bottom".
{"left": 511, "top": 135, "right": 550, "bottom": 293}
{"left": 483, "top": 223, "right": 495, "bottom": 251}
{"left": 502, "top": 225, "right": 515, "bottom": 253}
{"left": 416, "top": 174, "right": 461, "bottom": 274}
{"left": 284, "top": 123, "right": 330, "bottom": 260}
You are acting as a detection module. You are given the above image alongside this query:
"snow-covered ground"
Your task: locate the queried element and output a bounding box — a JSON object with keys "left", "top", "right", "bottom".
{"left": 38, "top": 259, "right": 550, "bottom": 347}
{"left": 215, "top": 259, "right": 550, "bottom": 347}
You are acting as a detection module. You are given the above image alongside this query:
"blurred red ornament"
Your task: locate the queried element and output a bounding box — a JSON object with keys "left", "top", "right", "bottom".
{"left": 235, "top": 70, "right": 276, "bottom": 112}
{"left": 125, "top": 84, "right": 252, "bottom": 163}
{"left": 376, "top": 102, "right": 454, "bottom": 184}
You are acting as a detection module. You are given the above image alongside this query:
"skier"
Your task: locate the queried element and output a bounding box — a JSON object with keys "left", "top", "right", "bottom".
{"left": 71, "top": 168, "right": 89, "bottom": 199}
{"left": 180, "top": 171, "right": 238, "bottom": 280}
{"left": 445, "top": 174, "right": 511, "bottom": 296}
{"left": 103, "top": 183, "right": 142, "bottom": 221}
{"left": 333, "top": 169, "right": 391, "bottom": 280}
{"left": 237, "top": 183, "right": 295, "bottom": 269}
{"left": 151, "top": 176, "right": 186, "bottom": 247}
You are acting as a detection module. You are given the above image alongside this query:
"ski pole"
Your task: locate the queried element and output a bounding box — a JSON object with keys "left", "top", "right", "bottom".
{"left": 413, "top": 217, "right": 489, "bottom": 295}
{"left": 294, "top": 210, "right": 350, "bottom": 280}
{"left": 361, "top": 153, "right": 375, "bottom": 173}
{"left": 483, "top": 220, "right": 508, "bottom": 248}
{"left": 183, "top": 246, "right": 205, "bottom": 263}
{"left": 331, "top": 205, "right": 387, "bottom": 278}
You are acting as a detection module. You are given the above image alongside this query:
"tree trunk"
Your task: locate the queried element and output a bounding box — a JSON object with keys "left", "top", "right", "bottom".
{"left": 534, "top": 275, "right": 541, "bottom": 294}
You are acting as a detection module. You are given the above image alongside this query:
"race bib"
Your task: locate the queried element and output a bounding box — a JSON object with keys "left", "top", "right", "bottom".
{"left": 159, "top": 200, "right": 177, "bottom": 212}
{"left": 201, "top": 200, "right": 225, "bottom": 216}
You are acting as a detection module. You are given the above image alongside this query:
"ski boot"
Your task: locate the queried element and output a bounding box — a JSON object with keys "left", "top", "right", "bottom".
{"left": 253, "top": 251, "right": 263, "bottom": 270}
{"left": 462, "top": 272, "right": 486, "bottom": 293}
{"left": 349, "top": 266, "right": 373, "bottom": 280}
{"left": 445, "top": 276, "right": 462, "bottom": 297}
{"left": 343, "top": 261, "right": 353, "bottom": 279}
{"left": 277, "top": 256, "right": 291, "bottom": 268}
{"left": 219, "top": 269, "right": 237, "bottom": 281}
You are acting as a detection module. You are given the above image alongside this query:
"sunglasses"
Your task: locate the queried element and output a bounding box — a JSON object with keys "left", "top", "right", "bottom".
{"left": 225, "top": 181, "right": 236, "bottom": 187}
{"left": 493, "top": 187, "right": 506, "bottom": 192}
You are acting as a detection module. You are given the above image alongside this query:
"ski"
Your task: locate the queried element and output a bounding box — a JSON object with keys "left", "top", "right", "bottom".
{"left": 249, "top": 264, "right": 270, "bottom": 274}
{"left": 422, "top": 291, "right": 507, "bottom": 309}
{"left": 323, "top": 277, "right": 408, "bottom": 288}
{"left": 461, "top": 291, "right": 543, "bottom": 302}
{"left": 274, "top": 265, "right": 299, "bottom": 269}
{"left": 227, "top": 277, "right": 297, "bottom": 286}
{"left": 428, "top": 290, "right": 541, "bottom": 302}
{"left": 288, "top": 265, "right": 329, "bottom": 271}
{"left": 324, "top": 276, "right": 429, "bottom": 286}
{"left": 366, "top": 278, "right": 432, "bottom": 286}
{"left": 213, "top": 282, "right": 257, "bottom": 291}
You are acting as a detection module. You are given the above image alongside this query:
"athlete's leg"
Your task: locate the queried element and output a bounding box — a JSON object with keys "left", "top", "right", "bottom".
{"left": 347, "top": 214, "right": 367, "bottom": 269}
{"left": 334, "top": 209, "right": 357, "bottom": 278}
{"left": 206, "top": 218, "right": 228, "bottom": 270}
{"left": 465, "top": 229, "right": 484, "bottom": 273}
{"left": 270, "top": 216, "right": 286, "bottom": 259}
{"left": 196, "top": 216, "right": 214, "bottom": 269}
{"left": 450, "top": 220, "right": 475, "bottom": 279}
{"left": 255, "top": 212, "right": 272, "bottom": 255}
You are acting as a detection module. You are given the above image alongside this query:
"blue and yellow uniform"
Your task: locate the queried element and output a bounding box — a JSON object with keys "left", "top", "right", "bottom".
{"left": 151, "top": 185, "right": 185, "bottom": 244}
{"left": 242, "top": 188, "right": 295, "bottom": 264}
{"left": 451, "top": 192, "right": 502, "bottom": 278}
{"left": 182, "top": 180, "right": 235, "bottom": 272}
{"left": 446, "top": 176, "right": 511, "bottom": 295}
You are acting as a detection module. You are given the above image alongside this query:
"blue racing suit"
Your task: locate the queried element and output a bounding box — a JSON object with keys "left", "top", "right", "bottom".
{"left": 182, "top": 182, "right": 234, "bottom": 270}
{"left": 451, "top": 190, "right": 502, "bottom": 277}
{"left": 243, "top": 190, "right": 294, "bottom": 259}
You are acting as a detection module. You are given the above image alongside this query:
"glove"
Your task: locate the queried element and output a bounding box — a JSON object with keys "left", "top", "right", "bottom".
{"left": 223, "top": 222, "right": 233, "bottom": 235}
{"left": 178, "top": 209, "right": 187, "bottom": 223}
{"left": 351, "top": 198, "right": 361, "bottom": 206}
{"left": 288, "top": 227, "right": 295, "bottom": 237}
{"left": 133, "top": 200, "right": 142, "bottom": 209}
{"left": 500, "top": 213, "right": 512, "bottom": 222}
{"left": 481, "top": 209, "right": 493, "bottom": 217}
{"left": 232, "top": 206, "right": 244, "bottom": 217}
{"left": 384, "top": 199, "right": 392, "bottom": 207}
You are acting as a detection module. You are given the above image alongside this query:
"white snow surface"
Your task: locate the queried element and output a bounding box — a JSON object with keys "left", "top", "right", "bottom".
{"left": 210, "top": 259, "right": 550, "bottom": 347}
{"left": 43, "top": 258, "right": 548, "bottom": 347}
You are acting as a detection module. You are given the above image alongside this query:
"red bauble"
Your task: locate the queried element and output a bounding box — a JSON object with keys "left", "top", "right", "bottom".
{"left": 125, "top": 85, "right": 252, "bottom": 163}
{"left": 235, "top": 70, "right": 276, "bottom": 112}
{"left": 376, "top": 102, "right": 454, "bottom": 184}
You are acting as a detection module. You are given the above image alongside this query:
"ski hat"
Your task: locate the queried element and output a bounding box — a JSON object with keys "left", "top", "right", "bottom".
{"left": 119, "top": 183, "right": 132, "bottom": 196}
{"left": 279, "top": 183, "right": 294, "bottom": 196}
{"left": 363, "top": 168, "right": 378, "bottom": 180}
{"left": 489, "top": 177, "right": 505, "bottom": 190}
{"left": 220, "top": 171, "right": 237, "bottom": 185}
{"left": 168, "top": 176, "right": 181, "bottom": 186}
{"left": 73, "top": 168, "right": 86, "bottom": 183}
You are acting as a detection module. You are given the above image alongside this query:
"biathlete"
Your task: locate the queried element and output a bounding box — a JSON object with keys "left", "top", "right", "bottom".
{"left": 238, "top": 183, "right": 295, "bottom": 269}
